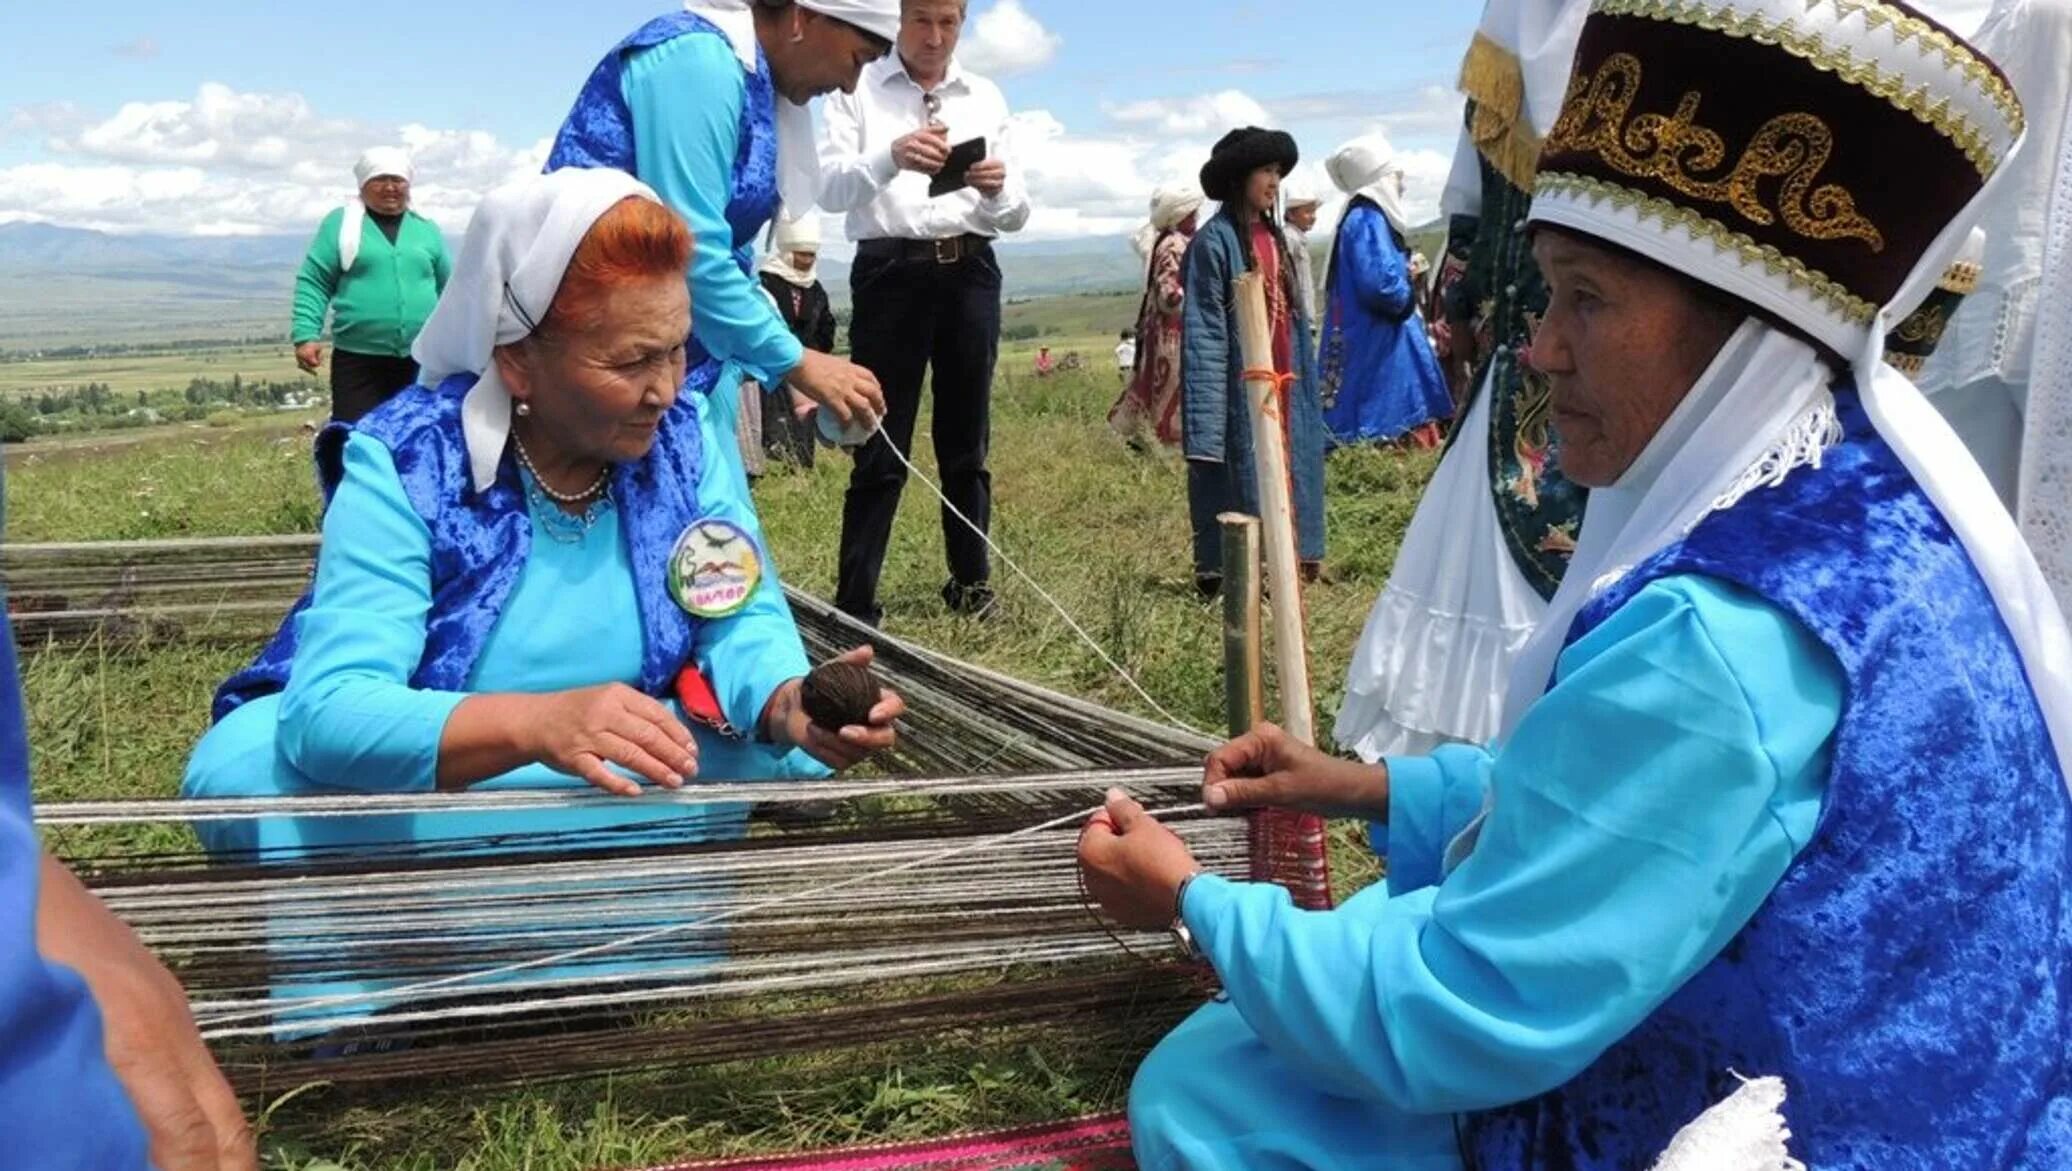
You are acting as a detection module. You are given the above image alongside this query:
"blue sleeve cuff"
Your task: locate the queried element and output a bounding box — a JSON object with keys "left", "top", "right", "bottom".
{"left": 1381, "top": 754, "right": 1449, "bottom": 896}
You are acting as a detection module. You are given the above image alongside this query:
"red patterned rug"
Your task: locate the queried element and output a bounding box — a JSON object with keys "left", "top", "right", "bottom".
{"left": 620, "top": 1114, "right": 1135, "bottom": 1171}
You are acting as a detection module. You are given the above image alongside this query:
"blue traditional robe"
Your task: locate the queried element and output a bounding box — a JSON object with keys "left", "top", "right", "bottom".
{"left": 1131, "top": 389, "right": 2071, "bottom": 1169}
{"left": 1319, "top": 200, "right": 1453, "bottom": 445}
{"left": 548, "top": 12, "right": 800, "bottom": 396}
{"left": 1179, "top": 208, "right": 1328, "bottom": 576}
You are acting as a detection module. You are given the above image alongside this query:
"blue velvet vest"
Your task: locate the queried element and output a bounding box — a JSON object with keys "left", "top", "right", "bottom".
{"left": 1466, "top": 388, "right": 2072, "bottom": 1169}
{"left": 213, "top": 374, "right": 707, "bottom": 722}
{"left": 546, "top": 11, "right": 781, "bottom": 394}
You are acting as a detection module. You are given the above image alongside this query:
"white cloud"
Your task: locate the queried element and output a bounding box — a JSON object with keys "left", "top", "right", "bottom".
{"left": 958, "top": 0, "right": 1061, "bottom": 77}
{"left": 1104, "top": 90, "right": 1273, "bottom": 137}
{"left": 2, "top": 83, "right": 548, "bottom": 236}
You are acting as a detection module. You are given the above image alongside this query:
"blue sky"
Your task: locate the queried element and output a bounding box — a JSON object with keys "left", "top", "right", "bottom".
{"left": 0, "top": 0, "right": 1991, "bottom": 242}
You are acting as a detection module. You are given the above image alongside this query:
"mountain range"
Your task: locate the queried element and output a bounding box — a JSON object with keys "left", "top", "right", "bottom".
{"left": 0, "top": 221, "right": 1147, "bottom": 350}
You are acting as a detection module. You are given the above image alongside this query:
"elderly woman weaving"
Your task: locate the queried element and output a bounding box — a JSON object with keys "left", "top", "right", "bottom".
{"left": 1081, "top": 3, "right": 2072, "bottom": 1168}
{"left": 185, "top": 169, "right": 901, "bottom": 859}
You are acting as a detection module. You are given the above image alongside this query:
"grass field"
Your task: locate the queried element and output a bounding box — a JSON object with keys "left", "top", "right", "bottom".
{"left": 0, "top": 343, "right": 314, "bottom": 397}
{"left": 9, "top": 333, "right": 1434, "bottom": 1169}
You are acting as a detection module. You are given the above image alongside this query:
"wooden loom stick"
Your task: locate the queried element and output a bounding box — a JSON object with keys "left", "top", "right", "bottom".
{"left": 1230, "top": 271, "right": 1315, "bottom": 745}
{"left": 1218, "top": 512, "right": 1265, "bottom": 738}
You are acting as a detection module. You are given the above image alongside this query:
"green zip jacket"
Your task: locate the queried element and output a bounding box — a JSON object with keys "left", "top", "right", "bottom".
{"left": 291, "top": 207, "right": 452, "bottom": 358}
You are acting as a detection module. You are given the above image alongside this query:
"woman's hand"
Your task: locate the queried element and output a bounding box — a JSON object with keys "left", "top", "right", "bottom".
{"left": 294, "top": 342, "right": 324, "bottom": 374}
{"left": 1078, "top": 789, "right": 1201, "bottom": 930}
{"left": 36, "top": 857, "right": 257, "bottom": 1171}
{"left": 788, "top": 349, "right": 885, "bottom": 426}
{"left": 520, "top": 684, "right": 700, "bottom": 797}
{"left": 1202, "top": 723, "right": 1391, "bottom": 821}
{"left": 763, "top": 646, "right": 904, "bottom": 770}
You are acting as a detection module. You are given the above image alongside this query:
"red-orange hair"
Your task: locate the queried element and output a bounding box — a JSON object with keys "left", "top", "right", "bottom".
{"left": 542, "top": 196, "right": 693, "bottom": 333}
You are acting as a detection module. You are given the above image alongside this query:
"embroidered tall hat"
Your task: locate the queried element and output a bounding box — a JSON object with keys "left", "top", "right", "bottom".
{"left": 1526, "top": 0, "right": 2026, "bottom": 362}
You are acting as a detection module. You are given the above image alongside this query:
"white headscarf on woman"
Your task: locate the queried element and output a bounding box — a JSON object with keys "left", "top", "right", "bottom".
{"left": 339, "top": 147, "right": 415, "bottom": 273}
{"left": 758, "top": 211, "right": 822, "bottom": 288}
{"left": 684, "top": 0, "right": 901, "bottom": 217}
{"left": 1321, "top": 135, "right": 1414, "bottom": 298}
{"left": 411, "top": 168, "right": 661, "bottom": 494}
{"left": 1131, "top": 185, "right": 1206, "bottom": 271}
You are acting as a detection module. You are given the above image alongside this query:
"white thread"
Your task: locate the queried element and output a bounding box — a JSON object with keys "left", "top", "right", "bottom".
{"left": 193, "top": 797, "right": 1210, "bottom": 1029}
{"left": 855, "top": 414, "right": 1208, "bottom": 736}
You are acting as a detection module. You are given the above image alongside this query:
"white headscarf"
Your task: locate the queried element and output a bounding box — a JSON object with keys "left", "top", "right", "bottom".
{"left": 684, "top": 0, "right": 901, "bottom": 218}
{"left": 1131, "top": 185, "right": 1205, "bottom": 266}
{"left": 1443, "top": 0, "right": 1590, "bottom": 218}
{"left": 339, "top": 147, "right": 415, "bottom": 273}
{"left": 1323, "top": 135, "right": 1414, "bottom": 291}
{"left": 758, "top": 211, "right": 822, "bottom": 288}
{"left": 410, "top": 168, "right": 661, "bottom": 494}
{"left": 2022, "top": 2, "right": 2072, "bottom": 613}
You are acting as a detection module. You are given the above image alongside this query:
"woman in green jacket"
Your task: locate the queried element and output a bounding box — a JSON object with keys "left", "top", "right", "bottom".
{"left": 292, "top": 148, "right": 452, "bottom": 422}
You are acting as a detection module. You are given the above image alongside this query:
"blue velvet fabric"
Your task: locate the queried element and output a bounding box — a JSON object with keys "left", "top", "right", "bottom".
{"left": 214, "top": 373, "right": 708, "bottom": 720}
{"left": 1179, "top": 208, "right": 1327, "bottom": 571}
{"left": 1318, "top": 200, "right": 1453, "bottom": 445}
{"left": 1468, "top": 386, "right": 2072, "bottom": 1170}
{"left": 546, "top": 10, "right": 780, "bottom": 394}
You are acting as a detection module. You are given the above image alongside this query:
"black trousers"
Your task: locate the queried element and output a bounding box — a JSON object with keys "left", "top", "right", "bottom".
{"left": 835, "top": 239, "right": 1002, "bottom": 622}
{"left": 330, "top": 349, "right": 419, "bottom": 424}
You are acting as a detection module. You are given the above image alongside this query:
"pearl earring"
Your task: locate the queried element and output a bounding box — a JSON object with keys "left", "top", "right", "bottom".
{"left": 515, "top": 402, "right": 531, "bottom": 417}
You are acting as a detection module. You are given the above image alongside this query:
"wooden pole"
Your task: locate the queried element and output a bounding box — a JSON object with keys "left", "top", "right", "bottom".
{"left": 1218, "top": 512, "right": 1265, "bottom": 738}
{"left": 1230, "top": 271, "right": 1315, "bottom": 745}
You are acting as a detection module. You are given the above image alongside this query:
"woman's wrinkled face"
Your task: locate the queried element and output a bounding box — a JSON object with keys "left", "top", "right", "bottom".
{"left": 1527, "top": 230, "right": 1742, "bottom": 487}
{"left": 500, "top": 275, "right": 689, "bottom": 467}
{"left": 772, "top": 12, "right": 890, "bottom": 103}
{"left": 1243, "top": 167, "right": 1281, "bottom": 217}
{"left": 789, "top": 249, "right": 818, "bottom": 271}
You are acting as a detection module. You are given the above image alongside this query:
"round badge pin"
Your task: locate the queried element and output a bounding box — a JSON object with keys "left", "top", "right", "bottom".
{"left": 667, "top": 517, "right": 763, "bottom": 618}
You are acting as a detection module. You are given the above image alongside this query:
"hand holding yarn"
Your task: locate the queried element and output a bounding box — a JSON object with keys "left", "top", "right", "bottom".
{"left": 766, "top": 646, "right": 903, "bottom": 770}
{"left": 1078, "top": 788, "right": 1201, "bottom": 930}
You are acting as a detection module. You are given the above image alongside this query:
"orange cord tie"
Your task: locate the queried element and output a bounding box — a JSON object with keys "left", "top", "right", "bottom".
{"left": 1240, "top": 368, "right": 1296, "bottom": 392}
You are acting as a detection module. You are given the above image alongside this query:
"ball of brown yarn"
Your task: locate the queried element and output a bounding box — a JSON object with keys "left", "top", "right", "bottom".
{"left": 800, "top": 660, "right": 881, "bottom": 729}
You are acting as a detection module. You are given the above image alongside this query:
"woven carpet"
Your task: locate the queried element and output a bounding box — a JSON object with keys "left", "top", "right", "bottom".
{"left": 622, "top": 1114, "right": 1135, "bottom": 1171}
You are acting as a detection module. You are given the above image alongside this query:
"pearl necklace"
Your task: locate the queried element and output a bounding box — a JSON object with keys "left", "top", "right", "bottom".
{"left": 512, "top": 434, "right": 609, "bottom": 504}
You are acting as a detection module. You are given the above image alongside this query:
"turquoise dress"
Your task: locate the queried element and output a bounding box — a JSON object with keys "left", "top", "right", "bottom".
{"left": 1129, "top": 576, "right": 1845, "bottom": 1170}
{"left": 182, "top": 386, "right": 821, "bottom": 857}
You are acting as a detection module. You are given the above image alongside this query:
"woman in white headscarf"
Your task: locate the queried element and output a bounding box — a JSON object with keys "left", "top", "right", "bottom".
{"left": 1316, "top": 135, "right": 1452, "bottom": 450}
{"left": 1110, "top": 185, "right": 1204, "bottom": 450}
{"left": 291, "top": 147, "right": 452, "bottom": 423}
{"left": 187, "top": 169, "right": 903, "bottom": 864}
{"left": 756, "top": 213, "right": 837, "bottom": 469}
{"left": 547, "top": 0, "right": 899, "bottom": 454}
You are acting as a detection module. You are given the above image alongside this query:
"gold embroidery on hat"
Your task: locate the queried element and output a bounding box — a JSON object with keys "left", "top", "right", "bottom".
{"left": 1536, "top": 172, "right": 1879, "bottom": 325}
{"left": 1548, "top": 53, "right": 1885, "bottom": 250}
{"left": 1592, "top": 0, "right": 2016, "bottom": 177}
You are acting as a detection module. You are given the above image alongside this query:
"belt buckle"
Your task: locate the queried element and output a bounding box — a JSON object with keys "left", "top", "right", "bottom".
{"left": 933, "top": 237, "right": 960, "bottom": 264}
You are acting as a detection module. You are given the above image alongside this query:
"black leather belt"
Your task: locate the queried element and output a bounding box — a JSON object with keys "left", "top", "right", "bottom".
{"left": 857, "top": 233, "right": 993, "bottom": 265}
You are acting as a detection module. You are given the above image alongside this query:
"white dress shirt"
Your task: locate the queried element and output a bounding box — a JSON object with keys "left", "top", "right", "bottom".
{"left": 818, "top": 55, "right": 1032, "bottom": 242}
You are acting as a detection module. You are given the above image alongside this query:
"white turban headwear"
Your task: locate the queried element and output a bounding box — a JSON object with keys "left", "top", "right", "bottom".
{"left": 410, "top": 168, "right": 662, "bottom": 494}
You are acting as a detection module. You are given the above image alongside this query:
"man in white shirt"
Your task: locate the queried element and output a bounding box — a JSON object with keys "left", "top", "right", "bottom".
{"left": 819, "top": 0, "right": 1031, "bottom": 625}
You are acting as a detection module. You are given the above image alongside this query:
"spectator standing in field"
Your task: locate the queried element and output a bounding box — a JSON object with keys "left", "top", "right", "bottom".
{"left": 818, "top": 0, "right": 1032, "bottom": 625}
{"left": 293, "top": 149, "right": 451, "bottom": 423}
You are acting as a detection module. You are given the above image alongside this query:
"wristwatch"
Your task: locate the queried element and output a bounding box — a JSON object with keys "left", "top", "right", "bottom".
{"left": 1169, "top": 871, "right": 1204, "bottom": 960}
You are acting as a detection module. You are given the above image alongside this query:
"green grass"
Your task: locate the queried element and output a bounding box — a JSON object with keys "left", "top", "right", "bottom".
{"left": 0, "top": 343, "right": 315, "bottom": 398}
{"left": 10, "top": 343, "right": 1434, "bottom": 1168}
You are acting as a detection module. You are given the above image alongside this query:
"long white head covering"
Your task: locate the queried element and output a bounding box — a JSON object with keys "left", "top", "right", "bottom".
{"left": 410, "top": 168, "right": 661, "bottom": 494}
{"left": 339, "top": 147, "right": 416, "bottom": 273}
{"left": 685, "top": 0, "right": 900, "bottom": 217}
{"left": 2021, "top": 2, "right": 2072, "bottom": 611}
{"left": 1322, "top": 134, "right": 1415, "bottom": 292}
{"left": 759, "top": 211, "right": 822, "bottom": 288}
{"left": 1131, "top": 185, "right": 1205, "bottom": 270}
